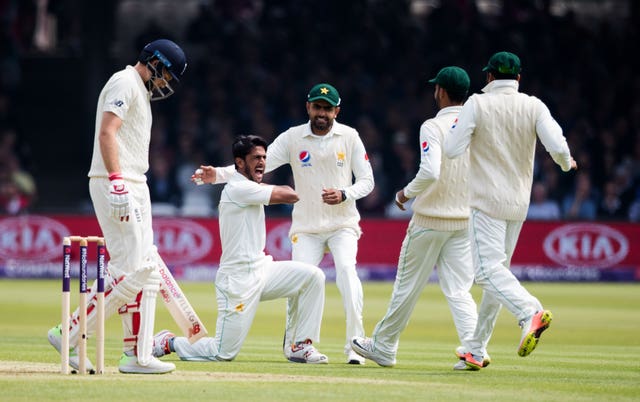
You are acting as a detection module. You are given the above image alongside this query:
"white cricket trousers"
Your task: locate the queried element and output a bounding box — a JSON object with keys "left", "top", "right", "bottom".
{"left": 173, "top": 257, "right": 325, "bottom": 361}
{"left": 369, "top": 221, "right": 477, "bottom": 359}
{"left": 468, "top": 208, "right": 543, "bottom": 355}
{"left": 289, "top": 228, "right": 364, "bottom": 354}
{"left": 89, "top": 178, "right": 154, "bottom": 280}
{"left": 88, "top": 178, "right": 163, "bottom": 352}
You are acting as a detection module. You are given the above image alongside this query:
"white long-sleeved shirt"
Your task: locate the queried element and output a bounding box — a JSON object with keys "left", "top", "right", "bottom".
{"left": 444, "top": 80, "right": 573, "bottom": 221}
{"left": 88, "top": 65, "right": 152, "bottom": 182}
{"left": 216, "top": 121, "right": 374, "bottom": 235}
{"left": 404, "top": 106, "right": 469, "bottom": 231}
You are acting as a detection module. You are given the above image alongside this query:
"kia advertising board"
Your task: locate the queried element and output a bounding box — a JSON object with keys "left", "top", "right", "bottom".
{"left": 0, "top": 215, "right": 638, "bottom": 281}
{"left": 511, "top": 221, "right": 638, "bottom": 281}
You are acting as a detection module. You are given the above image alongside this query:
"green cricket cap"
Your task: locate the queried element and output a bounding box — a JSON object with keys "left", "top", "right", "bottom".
{"left": 483, "top": 51, "right": 521, "bottom": 75}
{"left": 428, "top": 66, "right": 470, "bottom": 95}
{"left": 307, "top": 83, "right": 341, "bottom": 106}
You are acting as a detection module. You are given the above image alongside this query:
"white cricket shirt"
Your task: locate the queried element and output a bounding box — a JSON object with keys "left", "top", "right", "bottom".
{"left": 88, "top": 65, "right": 152, "bottom": 182}
{"left": 218, "top": 171, "right": 274, "bottom": 268}
{"left": 266, "top": 121, "right": 374, "bottom": 235}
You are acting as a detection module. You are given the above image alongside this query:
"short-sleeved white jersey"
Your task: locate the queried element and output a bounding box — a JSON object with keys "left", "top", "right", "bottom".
{"left": 218, "top": 171, "right": 274, "bottom": 268}
{"left": 88, "top": 65, "right": 152, "bottom": 182}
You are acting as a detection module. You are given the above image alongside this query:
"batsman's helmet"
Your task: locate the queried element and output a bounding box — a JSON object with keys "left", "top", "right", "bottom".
{"left": 139, "top": 39, "right": 187, "bottom": 81}
{"left": 138, "top": 39, "right": 186, "bottom": 100}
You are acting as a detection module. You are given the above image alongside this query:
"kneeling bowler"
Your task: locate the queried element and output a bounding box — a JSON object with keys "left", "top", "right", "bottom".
{"left": 154, "top": 135, "right": 328, "bottom": 363}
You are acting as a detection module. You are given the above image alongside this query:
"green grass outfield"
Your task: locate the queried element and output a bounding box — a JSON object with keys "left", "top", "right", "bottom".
{"left": 1, "top": 279, "right": 638, "bottom": 401}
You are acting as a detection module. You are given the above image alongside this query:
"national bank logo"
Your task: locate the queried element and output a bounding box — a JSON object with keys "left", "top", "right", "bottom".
{"left": 543, "top": 224, "right": 629, "bottom": 267}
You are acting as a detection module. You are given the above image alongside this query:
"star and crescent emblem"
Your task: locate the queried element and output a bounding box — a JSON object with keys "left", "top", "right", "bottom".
{"left": 320, "top": 87, "right": 330, "bottom": 94}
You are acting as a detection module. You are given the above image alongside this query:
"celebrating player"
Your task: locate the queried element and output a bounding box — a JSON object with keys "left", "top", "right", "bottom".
{"left": 153, "top": 135, "right": 328, "bottom": 363}
{"left": 48, "top": 39, "right": 187, "bottom": 374}
{"left": 351, "top": 67, "right": 489, "bottom": 369}
{"left": 444, "top": 51, "right": 577, "bottom": 370}
{"left": 192, "top": 83, "right": 375, "bottom": 364}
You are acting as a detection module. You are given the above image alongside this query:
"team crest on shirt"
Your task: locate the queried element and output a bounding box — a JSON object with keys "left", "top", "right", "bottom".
{"left": 298, "top": 151, "right": 312, "bottom": 167}
{"left": 422, "top": 141, "right": 430, "bottom": 153}
{"left": 336, "top": 151, "right": 345, "bottom": 167}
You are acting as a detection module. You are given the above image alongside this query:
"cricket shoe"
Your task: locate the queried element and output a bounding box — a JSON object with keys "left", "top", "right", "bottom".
{"left": 118, "top": 351, "right": 176, "bottom": 374}
{"left": 518, "top": 310, "right": 553, "bottom": 357}
{"left": 350, "top": 336, "right": 395, "bottom": 367}
{"left": 454, "top": 346, "right": 491, "bottom": 369}
{"left": 460, "top": 352, "right": 484, "bottom": 371}
{"left": 287, "top": 340, "right": 328, "bottom": 364}
{"left": 152, "top": 330, "right": 174, "bottom": 358}
{"left": 347, "top": 349, "right": 365, "bottom": 365}
{"left": 47, "top": 325, "right": 94, "bottom": 373}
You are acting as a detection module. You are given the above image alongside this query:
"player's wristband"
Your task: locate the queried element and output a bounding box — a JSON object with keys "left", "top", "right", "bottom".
{"left": 340, "top": 190, "right": 347, "bottom": 202}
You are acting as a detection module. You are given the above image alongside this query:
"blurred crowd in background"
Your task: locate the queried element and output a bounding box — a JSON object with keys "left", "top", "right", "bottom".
{"left": 1, "top": 0, "right": 639, "bottom": 221}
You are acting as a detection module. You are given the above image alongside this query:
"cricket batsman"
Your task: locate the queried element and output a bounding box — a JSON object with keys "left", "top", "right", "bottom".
{"left": 48, "top": 39, "right": 188, "bottom": 374}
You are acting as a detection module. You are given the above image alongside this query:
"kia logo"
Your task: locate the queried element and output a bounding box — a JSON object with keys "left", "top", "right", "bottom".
{"left": 265, "top": 222, "right": 292, "bottom": 260}
{"left": 543, "top": 224, "right": 629, "bottom": 267}
{"left": 0, "top": 216, "right": 70, "bottom": 262}
{"left": 153, "top": 219, "right": 213, "bottom": 265}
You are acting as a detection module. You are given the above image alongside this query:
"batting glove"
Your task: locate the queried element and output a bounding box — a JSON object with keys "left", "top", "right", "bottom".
{"left": 109, "top": 172, "right": 130, "bottom": 222}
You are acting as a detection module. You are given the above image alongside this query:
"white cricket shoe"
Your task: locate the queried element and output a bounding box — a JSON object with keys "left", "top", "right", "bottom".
{"left": 118, "top": 352, "right": 175, "bottom": 374}
{"left": 287, "top": 340, "right": 328, "bottom": 364}
{"left": 152, "top": 330, "right": 175, "bottom": 358}
{"left": 47, "top": 325, "right": 94, "bottom": 373}
{"left": 347, "top": 349, "right": 365, "bottom": 365}
{"left": 350, "top": 336, "right": 395, "bottom": 367}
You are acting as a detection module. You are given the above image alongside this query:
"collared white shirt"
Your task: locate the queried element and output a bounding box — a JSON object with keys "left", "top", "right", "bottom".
{"left": 218, "top": 171, "right": 274, "bottom": 268}
{"left": 266, "top": 120, "right": 374, "bottom": 234}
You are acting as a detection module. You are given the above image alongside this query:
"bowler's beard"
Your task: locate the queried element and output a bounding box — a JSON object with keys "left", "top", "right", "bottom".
{"left": 243, "top": 164, "right": 263, "bottom": 183}
{"left": 311, "top": 116, "right": 332, "bottom": 133}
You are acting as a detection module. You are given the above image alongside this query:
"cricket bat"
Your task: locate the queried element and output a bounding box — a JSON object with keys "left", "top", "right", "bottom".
{"left": 157, "top": 261, "right": 208, "bottom": 344}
